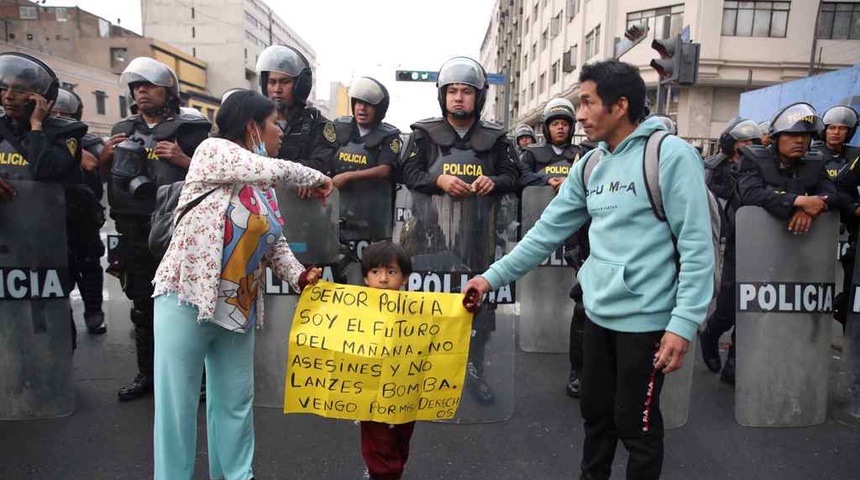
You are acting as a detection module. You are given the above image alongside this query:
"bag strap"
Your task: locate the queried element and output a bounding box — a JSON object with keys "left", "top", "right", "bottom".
{"left": 581, "top": 149, "right": 602, "bottom": 187}
{"left": 642, "top": 130, "right": 670, "bottom": 221}
{"left": 175, "top": 187, "right": 218, "bottom": 225}
{"left": 0, "top": 121, "right": 28, "bottom": 157}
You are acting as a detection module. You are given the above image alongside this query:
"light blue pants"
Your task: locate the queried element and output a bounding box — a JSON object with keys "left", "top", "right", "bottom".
{"left": 154, "top": 294, "right": 255, "bottom": 480}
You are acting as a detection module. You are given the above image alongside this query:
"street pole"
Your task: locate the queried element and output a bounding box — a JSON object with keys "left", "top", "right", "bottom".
{"left": 656, "top": 80, "right": 666, "bottom": 115}
{"left": 503, "top": 71, "right": 511, "bottom": 129}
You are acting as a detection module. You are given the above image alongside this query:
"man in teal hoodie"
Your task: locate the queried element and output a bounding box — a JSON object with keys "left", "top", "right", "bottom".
{"left": 463, "top": 60, "right": 714, "bottom": 479}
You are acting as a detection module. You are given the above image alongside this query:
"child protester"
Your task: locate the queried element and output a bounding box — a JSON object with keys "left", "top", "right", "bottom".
{"left": 358, "top": 241, "right": 416, "bottom": 480}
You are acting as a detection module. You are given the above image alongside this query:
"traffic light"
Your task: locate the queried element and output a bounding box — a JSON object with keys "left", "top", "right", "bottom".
{"left": 395, "top": 70, "right": 437, "bottom": 82}
{"left": 650, "top": 35, "right": 700, "bottom": 86}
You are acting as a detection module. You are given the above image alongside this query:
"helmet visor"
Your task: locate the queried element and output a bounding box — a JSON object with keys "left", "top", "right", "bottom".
{"left": 0, "top": 55, "right": 55, "bottom": 98}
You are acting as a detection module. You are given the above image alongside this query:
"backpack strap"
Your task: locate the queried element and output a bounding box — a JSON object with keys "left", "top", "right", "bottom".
{"left": 643, "top": 130, "right": 670, "bottom": 221}
{"left": 581, "top": 149, "right": 602, "bottom": 187}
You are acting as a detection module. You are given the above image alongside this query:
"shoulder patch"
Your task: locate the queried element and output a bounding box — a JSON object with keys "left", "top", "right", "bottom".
{"left": 323, "top": 121, "right": 336, "bottom": 143}
{"left": 390, "top": 137, "right": 402, "bottom": 155}
{"left": 66, "top": 137, "right": 78, "bottom": 157}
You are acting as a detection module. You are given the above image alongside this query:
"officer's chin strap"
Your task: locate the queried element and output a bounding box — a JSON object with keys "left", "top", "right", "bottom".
{"left": 450, "top": 110, "right": 473, "bottom": 121}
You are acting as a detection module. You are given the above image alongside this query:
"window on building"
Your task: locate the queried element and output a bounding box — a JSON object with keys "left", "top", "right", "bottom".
{"left": 563, "top": 45, "right": 577, "bottom": 72}
{"left": 533, "top": 2, "right": 538, "bottom": 19}
{"left": 192, "top": 47, "right": 196, "bottom": 57}
{"left": 722, "top": 1, "right": 790, "bottom": 38}
{"left": 594, "top": 25, "right": 600, "bottom": 55}
{"left": 525, "top": 16, "right": 530, "bottom": 34}
{"left": 192, "top": 26, "right": 196, "bottom": 38}
{"left": 626, "top": 4, "right": 684, "bottom": 39}
{"left": 55, "top": 7, "right": 68, "bottom": 22}
{"left": 532, "top": 42, "right": 537, "bottom": 59}
{"left": 541, "top": 28, "right": 548, "bottom": 50}
{"left": 110, "top": 47, "right": 127, "bottom": 69}
{"left": 585, "top": 26, "right": 602, "bottom": 59}
{"left": 551, "top": 60, "right": 560, "bottom": 84}
{"left": 191, "top": 7, "right": 195, "bottom": 19}
{"left": 524, "top": 51, "right": 529, "bottom": 66}
{"left": 94, "top": 91, "right": 107, "bottom": 116}
{"left": 567, "top": 0, "right": 581, "bottom": 20}
{"left": 551, "top": 12, "right": 562, "bottom": 38}
{"left": 818, "top": 2, "right": 860, "bottom": 39}
{"left": 119, "top": 95, "right": 128, "bottom": 118}
{"left": 530, "top": 81, "right": 535, "bottom": 100}
{"left": 539, "top": 73, "right": 546, "bottom": 93}
{"left": 19, "top": 6, "right": 37, "bottom": 20}
{"left": 522, "top": 89, "right": 527, "bottom": 103}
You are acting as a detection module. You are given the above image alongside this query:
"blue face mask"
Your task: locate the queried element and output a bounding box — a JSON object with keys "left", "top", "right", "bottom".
{"left": 253, "top": 126, "right": 267, "bottom": 156}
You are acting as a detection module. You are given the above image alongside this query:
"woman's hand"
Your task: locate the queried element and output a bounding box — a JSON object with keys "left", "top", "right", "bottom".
{"left": 304, "top": 267, "right": 322, "bottom": 286}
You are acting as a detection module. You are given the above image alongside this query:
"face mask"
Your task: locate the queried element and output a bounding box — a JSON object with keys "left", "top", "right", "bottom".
{"left": 252, "top": 124, "right": 267, "bottom": 156}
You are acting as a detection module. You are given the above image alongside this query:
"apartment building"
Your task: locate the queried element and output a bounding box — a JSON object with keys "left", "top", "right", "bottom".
{"left": 141, "top": 0, "right": 318, "bottom": 104}
{"left": 482, "top": 0, "right": 860, "bottom": 143}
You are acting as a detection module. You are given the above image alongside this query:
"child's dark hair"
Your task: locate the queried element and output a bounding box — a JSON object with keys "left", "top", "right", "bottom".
{"left": 361, "top": 241, "right": 413, "bottom": 277}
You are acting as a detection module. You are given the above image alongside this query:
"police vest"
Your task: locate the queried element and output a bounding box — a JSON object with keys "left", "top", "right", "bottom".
{"left": 332, "top": 118, "right": 399, "bottom": 174}
{"left": 109, "top": 112, "right": 210, "bottom": 216}
{"left": 526, "top": 144, "right": 579, "bottom": 179}
{"left": 0, "top": 116, "right": 86, "bottom": 181}
{"left": 412, "top": 118, "right": 504, "bottom": 184}
{"left": 814, "top": 142, "right": 860, "bottom": 180}
{"left": 279, "top": 106, "right": 322, "bottom": 163}
{"left": 741, "top": 145, "right": 826, "bottom": 195}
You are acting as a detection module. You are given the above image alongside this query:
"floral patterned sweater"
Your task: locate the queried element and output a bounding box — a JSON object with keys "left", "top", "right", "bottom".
{"left": 152, "top": 137, "right": 328, "bottom": 323}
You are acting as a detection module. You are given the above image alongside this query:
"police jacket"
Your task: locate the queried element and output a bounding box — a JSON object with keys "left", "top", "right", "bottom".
{"left": 401, "top": 117, "right": 521, "bottom": 195}
{"left": 332, "top": 116, "right": 400, "bottom": 175}
{"left": 278, "top": 106, "right": 338, "bottom": 175}
{"left": 108, "top": 111, "right": 211, "bottom": 217}
{"left": 0, "top": 114, "right": 86, "bottom": 183}
{"left": 814, "top": 142, "right": 860, "bottom": 221}
{"left": 738, "top": 144, "right": 837, "bottom": 220}
{"left": 519, "top": 142, "right": 582, "bottom": 187}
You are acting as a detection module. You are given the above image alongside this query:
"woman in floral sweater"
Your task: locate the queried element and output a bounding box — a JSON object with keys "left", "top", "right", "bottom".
{"left": 151, "top": 90, "right": 332, "bottom": 480}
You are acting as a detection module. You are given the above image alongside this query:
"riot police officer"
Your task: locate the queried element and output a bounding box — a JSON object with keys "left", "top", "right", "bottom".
{"left": 332, "top": 76, "right": 399, "bottom": 263}
{"left": 520, "top": 98, "right": 581, "bottom": 191}
{"left": 102, "top": 57, "right": 211, "bottom": 401}
{"left": 700, "top": 117, "right": 762, "bottom": 384}
{"left": 402, "top": 56, "right": 520, "bottom": 403}
{"left": 758, "top": 121, "right": 771, "bottom": 146}
{"left": 513, "top": 123, "right": 537, "bottom": 155}
{"left": 52, "top": 88, "right": 107, "bottom": 334}
{"left": 739, "top": 103, "right": 835, "bottom": 235}
{"left": 256, "top": 45, "right": 337, "bottom": 175}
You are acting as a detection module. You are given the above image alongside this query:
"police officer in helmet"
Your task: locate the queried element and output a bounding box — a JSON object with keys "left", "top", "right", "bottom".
{"left": 52, "top": 87, "right": 108, "bottom": 335}
{"left": 739, "top": 103, "right": 835, "bottom": 235}
{"left": 513, "top": 123, "right": 537, "bottom": 154}
{"left": 402, "top": 56, "right": 521, "bottom": 404}
{"left": 256, "top": 45, "right": 337, "bottom": 176}
{"left": 102, "top": 57, "right": 211, "bottom": 401}
{"left": 700, "top": 117, "right": 762, "bottom": 384}
{"left": 758, "top": 121, "right": 771, "bottom": 146}
{"left": 520, "top": 98, "right": 581, "bottom": 191}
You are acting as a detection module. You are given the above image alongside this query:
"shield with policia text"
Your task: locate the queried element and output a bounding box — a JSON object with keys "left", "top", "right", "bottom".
{"left": 254, "top": 188, "right": 341, "bottom": 408}
{"left": 734, "top": 207, "right": 838, "bottom": 427}
{"left": 396, "top": 190, "right": 518, "bottom": 423}
{"left": 836, "top": 233, "right": 860, "bottom": 425}
{"left": 0, "top": 180, "right": 74, "bottom": 419}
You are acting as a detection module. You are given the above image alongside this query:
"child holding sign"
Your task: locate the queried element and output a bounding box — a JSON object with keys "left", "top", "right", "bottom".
{"left": 358, "top": 241, "right": 416, "bottom": 480}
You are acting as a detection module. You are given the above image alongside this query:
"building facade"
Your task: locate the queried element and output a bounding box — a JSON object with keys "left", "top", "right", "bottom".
{"left": 481, "top": 0, "right": 860, "bottom": 147}
{"left": 141, "top": 0, "right": 318, "bottom": 103}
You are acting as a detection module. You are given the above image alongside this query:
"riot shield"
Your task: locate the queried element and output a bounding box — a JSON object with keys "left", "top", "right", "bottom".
{"left": 835, "top": 234, "right": 860, "bottom": 425}
{"left": 734, "top": 207, "right": 838, "bottom": 427}
{"left": 0, "top": 180, "right": 74, "bottom": 419}
{"left": 396, "top": 191, "right": 518, "bottom": 423}
{"left": 391, "top": 185, "right": 412, "bottom": 248}
{"left": 338, "top": 180, "right": 394, "bottom": 286}
{"left": 254, "top": 188, "right": 340, "bottom": 408}
{"left": 517, "top": 186, "right": 575, "bottom": 353}
{"left": 661, "top": 340, "right": 696, "bottom": 429}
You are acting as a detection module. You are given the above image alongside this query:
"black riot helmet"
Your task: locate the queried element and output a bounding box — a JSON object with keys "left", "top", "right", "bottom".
{"left": 719, "top": 117, "right": 761, "bottom": 155}
{"left": 514, "top": 124, "right": 536, "bottom": 143}
{"left": 542, "top": 98, "right": 575, "bottom": 143}
{"left": 53, "top": 87, "right": 84, "bottom": 121}
{"left": 822, "top": 105, "right": 859, "bottom": 142}
{"left": 768, "top": 102, "right": 824, "bottom": 139}
{"left": 0, "top": 52, "right": 60, "bottom": 104}
{"left": 348, "top": 76, "right": 390, "bottom": 122}
{"left": 436, "top": 56, "right": 488, "bottom": 118}
{"left": 120, "top": 57, "right": 181, "bottom": 114}
{"left": 645, "top": 113, "right": 677, "bottom": 135}
{"left": 256, "top": 45, "right": 313, "bottom": 106}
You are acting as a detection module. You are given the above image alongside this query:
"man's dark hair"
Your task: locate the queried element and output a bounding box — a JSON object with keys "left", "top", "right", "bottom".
{"left": 579, "top": 60, "right": 646, "bottom": 125}
{"left": 215, "top": 89, "right": 275, "bottom": 144}
{"left": 361, "top": 241, "right": 413, "bottom": 277}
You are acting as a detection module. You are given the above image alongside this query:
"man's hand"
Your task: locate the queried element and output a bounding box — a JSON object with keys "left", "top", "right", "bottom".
{"left": 788, "top": 210, "right": 814, "bottom": 234}
{"left": 547, "top": 177, "right": 565, "bottom": 192}
{"left": 471, "top": 175, "right": 495, "bottom": 196}
{"left": 0, "top": 177, "right": 15, "bottom": 201}
{"left": 29, "top": 93, "right": 52, "bottom": 131}
{"left": 331, "top": 172, "right": 352, "bottom": 190}
{"left": 99, "top": 134, "right": 127, "bottom": 167}
{"left": 794, "top": 195, "right": 828, "bottom": 217}
{"left": 436, "top": 174, "right": 472, "bottom": 197}
{"left": 154, "top": 140, "right": 190, "bottom": 167}
{"left": 462, "top": 276, "right": 491, "bottom": 312}
{"left": 653, "top": 331, "right": 690, "bottom": 374}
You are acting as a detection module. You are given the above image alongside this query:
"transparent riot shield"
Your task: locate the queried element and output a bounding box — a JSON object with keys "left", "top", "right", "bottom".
{"left": 661, "top": 339, "right": 696, "bottom": 429}
{"left": 517, "top": 186, "right": 575, "bottom": 353}
{"left": 396, "top": 191, "right": 518, "bottom": 423}
{"left": 338, "top": 180, "right": 394, "bottom": 286}
{"left": 254, "top": 188, "right": 340, "bottom": 408}
{"left": 734, "top": 207, "right": 838, "bottom": 427}
{"left": 391, "top": 185, "right": 412, "bottom": 246}
{"left": 0, "top": 180, "right": 74, "bottom": 419}
{"left": 835, "top": 234, "right": 860, "bottom": 425}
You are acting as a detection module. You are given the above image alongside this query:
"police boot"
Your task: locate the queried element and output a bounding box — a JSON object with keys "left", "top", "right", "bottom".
{"left": 698, "top": 326, "right": 722, "bottom": 373}
{"left": 566, "top": 369, "right": 582, "bottom": 398}
{"left": 118, "top": 310, "right": 154, "bottom": 401}
{"left": 720, "top": 345, "right": 735, "bottom": 386}
{"left": 466, "top": 361, "right": 495, "bottom": 405}
{"left": 84, "top": 311, "right": 107, "bottom": 335}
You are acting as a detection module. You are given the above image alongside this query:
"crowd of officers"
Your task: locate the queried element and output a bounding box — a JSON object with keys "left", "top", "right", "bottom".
{"left": 0, "top": 47, "right": 858, "bottom": 405}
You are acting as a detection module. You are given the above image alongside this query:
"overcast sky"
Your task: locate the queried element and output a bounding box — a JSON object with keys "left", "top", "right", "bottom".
{"left": 44, "top": 0, "right": 496, "bottom": 130}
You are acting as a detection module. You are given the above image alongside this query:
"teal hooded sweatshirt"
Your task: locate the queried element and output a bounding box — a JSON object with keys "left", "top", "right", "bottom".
{"left": 483, "top": 118, "right": 714, "bottom": 342}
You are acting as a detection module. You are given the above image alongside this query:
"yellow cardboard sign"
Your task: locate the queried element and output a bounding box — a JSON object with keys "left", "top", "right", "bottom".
{"left": 283, "top": 281, "right": 472, "bottom": 423}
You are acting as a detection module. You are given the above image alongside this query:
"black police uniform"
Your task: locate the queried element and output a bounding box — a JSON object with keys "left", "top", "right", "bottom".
{"left": 108, "top": 111, "right": 210, "bottom": 397}
{"left": 519, "top": 142, "right": 582, "bottom": 188}
{"left": 332, "top": 116, "right": 400, "bottom": 248}
{"left": 278, "top": 106, "right": 338, "bottom": 175}
{"left": 402, "top": 117, "right": 520, "bottom": 403}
